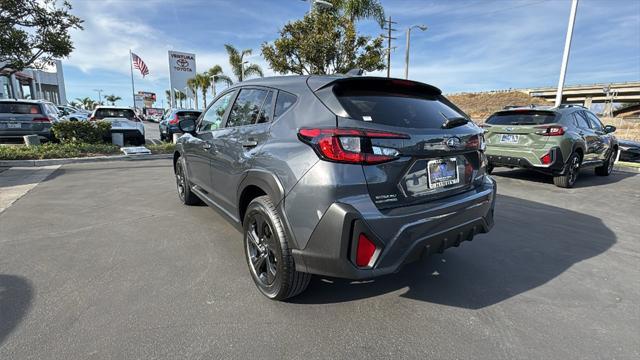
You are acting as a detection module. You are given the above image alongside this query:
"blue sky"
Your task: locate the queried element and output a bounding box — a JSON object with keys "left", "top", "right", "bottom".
{"left": 62, "top": 0, "right": 640, "bottom": 107}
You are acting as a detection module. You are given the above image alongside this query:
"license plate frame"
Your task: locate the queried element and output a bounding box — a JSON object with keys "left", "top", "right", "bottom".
{"left": 427, "top": 158, "right": 460, "bottom": 189}
{"left": 500, "top": 134, "right": 519, "bottom": 144}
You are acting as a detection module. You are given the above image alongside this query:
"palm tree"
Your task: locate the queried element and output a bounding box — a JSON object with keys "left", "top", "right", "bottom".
{"left": 68, "top": 100, "right": 80, "bottom": 109}
{"left": 334, "top": 0, "right": 386, "bottom": 28}
{"left": 186, "top": 77, "right": 199, "bottom": 109}
{"left": 166, "top": 90, "right": 186, "bottom": 108}
{"left": 105, "top": 95, "right": 122, "bottom": 106}
{"left": 194, "top": 73, "right": 211, "bottom": 109}
{"left": 75, "top": 97, "right": 96, "bottom": 110}
{"left": 206, "top": 65, "right": 233, "bottom": 99}
{"left": 224, "top": 44, "right": 264, "bottom": 82}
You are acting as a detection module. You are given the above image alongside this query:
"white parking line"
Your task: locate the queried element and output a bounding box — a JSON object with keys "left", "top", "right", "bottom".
{"left": 0, "top": 165, "right": 60, "bottom": 214}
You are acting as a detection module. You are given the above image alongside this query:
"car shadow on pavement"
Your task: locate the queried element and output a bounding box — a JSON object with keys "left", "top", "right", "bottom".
{"left": 0, "top": 275, "right": 33, "bottom": 345}
{"left": 0, "top": 166, "right": 63, "bottom": 188}
{"left": 490, "top": 167, "right": 635, "bottom": 188}
{"left": 291, "top": 194, "right": 616, "bottom": 308}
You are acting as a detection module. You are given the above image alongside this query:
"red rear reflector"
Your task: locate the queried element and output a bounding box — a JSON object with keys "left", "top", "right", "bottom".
{"left": 540, "top": 153, "right": 552, "bottom": 165}
{"left": 356, "top": 233, "right": 376, "bottom": 267}
{"left": 32, "top": 117, "right": 51, "bottom": 123}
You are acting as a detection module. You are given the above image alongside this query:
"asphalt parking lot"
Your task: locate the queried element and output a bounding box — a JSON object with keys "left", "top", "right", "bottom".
{"left": 0, "top": 160, "right": 638, "bottom": 359}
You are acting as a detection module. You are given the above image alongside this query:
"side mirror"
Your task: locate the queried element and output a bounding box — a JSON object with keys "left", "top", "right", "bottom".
{"left": 604, "top": 125, "right": 616, "bottom": 133}
{"left": 178, "top": 119, "right": 196, "bottom": 133}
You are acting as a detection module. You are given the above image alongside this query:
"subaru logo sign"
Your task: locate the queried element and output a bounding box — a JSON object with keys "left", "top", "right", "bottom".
{"left": 445, "top": 137, "right": 462, "bottom": 149}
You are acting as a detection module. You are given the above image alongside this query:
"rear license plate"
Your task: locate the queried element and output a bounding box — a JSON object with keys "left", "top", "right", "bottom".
{"left": 427, "top": 158, "right": 459, "bottom": 189}
{"left": 7, "top": 122, "right": 21, "bottom": 129}
{"left": 500, "top": 134, "right": 519, "bottom": 144}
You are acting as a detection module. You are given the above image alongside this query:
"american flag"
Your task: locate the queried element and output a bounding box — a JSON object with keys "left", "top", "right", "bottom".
{"left": 131, "top": 52, "right": 149, "bottom": 77}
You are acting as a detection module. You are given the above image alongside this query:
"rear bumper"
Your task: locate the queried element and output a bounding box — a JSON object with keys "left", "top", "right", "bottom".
{"left": 0, "top": 129, "right": 52, "bottom": 140}
{"left": 486, "top": 146, "right": 565, "bottom": 173}
{"left": 291, "top": 175, "right": 496, "bottom": 279}
{"left": 111, "top": 129, "right": 144, "bottom": 139}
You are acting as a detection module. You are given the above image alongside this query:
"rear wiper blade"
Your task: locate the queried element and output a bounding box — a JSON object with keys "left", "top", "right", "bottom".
{"left": 440, "top": 114, "right": 469, "bottom": 129}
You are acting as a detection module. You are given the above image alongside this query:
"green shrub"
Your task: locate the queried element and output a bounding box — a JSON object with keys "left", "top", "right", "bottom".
{"left": 146, "top": 142, "right": 176, "bottom": 154}
{"left": 0, "top": 143, "right": 120, "bottom": 160}
{"left": 52, "top": 121, "right": 112, "bottom": 144}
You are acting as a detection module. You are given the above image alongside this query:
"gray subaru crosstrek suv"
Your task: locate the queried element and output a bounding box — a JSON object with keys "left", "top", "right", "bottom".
{"left": 173, "top": 75, "right": 496, "bottom": 300}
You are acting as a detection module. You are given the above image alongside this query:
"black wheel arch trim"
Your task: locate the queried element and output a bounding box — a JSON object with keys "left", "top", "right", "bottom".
{"left": 237, "top": 169, "right": 301, "bottom": 250}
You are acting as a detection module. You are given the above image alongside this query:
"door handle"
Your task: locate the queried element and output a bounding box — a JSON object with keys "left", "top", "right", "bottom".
{"left": 241, "top": 140, "right": 258, "bottom": 148}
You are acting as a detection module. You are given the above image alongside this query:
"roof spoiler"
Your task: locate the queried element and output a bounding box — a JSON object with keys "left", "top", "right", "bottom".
{"left": 310, "top": 76, "right": 442, "bottom": 95}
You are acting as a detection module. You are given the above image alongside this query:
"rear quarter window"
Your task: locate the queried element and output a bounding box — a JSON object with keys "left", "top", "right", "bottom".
{"left": 274, "top": 91, "right": 296, "bottom": 118}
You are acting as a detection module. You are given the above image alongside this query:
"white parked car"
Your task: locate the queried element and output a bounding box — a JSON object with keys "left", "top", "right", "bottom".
{"left": 57, "top": 105, "right": 90, "bottom": 121}
{"left": 89, "top": 106, "right": 145, "bottom": 145}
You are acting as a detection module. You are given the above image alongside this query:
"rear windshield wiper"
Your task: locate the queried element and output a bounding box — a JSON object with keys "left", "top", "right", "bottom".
{"left": 440, "top": 114, "right": 469, "bottom": 129}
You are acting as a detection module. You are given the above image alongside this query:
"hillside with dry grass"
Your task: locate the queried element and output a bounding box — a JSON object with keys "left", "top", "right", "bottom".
{"left": 447, "top": 91, "right": 548, "bottom": 120}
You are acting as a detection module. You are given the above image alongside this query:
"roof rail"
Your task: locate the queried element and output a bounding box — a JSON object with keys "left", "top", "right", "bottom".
{"left": 346, "top": 68, "right": 364, "bottom": 76}
{"left": 557, "top": 104, "right": 587, "bottom": 109}
{"left": 503, "top": 104, "right": 540, "bottom": 110}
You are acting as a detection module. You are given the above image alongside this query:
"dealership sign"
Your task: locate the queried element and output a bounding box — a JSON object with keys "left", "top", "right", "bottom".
{"left": 168, "top": 51, "right": 196, "bottom": 104}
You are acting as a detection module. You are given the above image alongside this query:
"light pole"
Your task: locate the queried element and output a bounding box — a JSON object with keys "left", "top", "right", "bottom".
{"left": 404, "top": 25, "right": 427, "bottom": 80}
{"left": 241, "top": 60, "right": 248, "bottom": 82}
{"left": 93, "top": 89, "right": 104, "bottom": 104}
{"left": 554, "top": 0, "right": 579, "bottom": 107}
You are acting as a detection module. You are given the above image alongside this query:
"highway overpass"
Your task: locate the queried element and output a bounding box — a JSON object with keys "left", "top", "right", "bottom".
{"left": 522, "top": 81, "right": 640, "bottom": 109}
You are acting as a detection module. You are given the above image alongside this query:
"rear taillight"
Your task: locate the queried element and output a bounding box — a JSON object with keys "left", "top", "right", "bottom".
{"left": 32, "top": 117, "right": 51, "bottom": 123}
{"left": 298, "top": 128, "right": 408, "bottom": 165}
{"left": 536, "top": 125, "right": 565, "bottom": 136}
{"left": 169, "top": 114, "right": 179, "bottom": 125}
{"left": 355, "top": 233, "right": 377, "bottom": 267}
{"left": 540, "top": 152, "right": 552, "bottom": 165}
{"left": 466, "top": 134, "right": 486, "bottom": 151}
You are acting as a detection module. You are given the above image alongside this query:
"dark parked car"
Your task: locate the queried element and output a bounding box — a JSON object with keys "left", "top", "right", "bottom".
{"left": 0, "top": 99, "right": 61, "bottom": 141}
{"left": 159, "top": 109, "right": 202, "bottom": 141}
{"left": 172, "top": 76, "right": 496, "bottom": 300}
{"left": 618, "top": 139, "right": 640, "bottom": 162}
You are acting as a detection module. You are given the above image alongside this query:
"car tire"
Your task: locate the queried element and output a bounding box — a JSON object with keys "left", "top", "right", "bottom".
{"left": 553, "top": 152, "right": 581, "bottom": 188}
{"left": 595, "top": 149, "right": 616, "bottom": 176}
{"left": 175, "top": 157, "right": 201, "bottom": 205}
{"left": 243, "top": 195, "right": 311, "bottom": 300}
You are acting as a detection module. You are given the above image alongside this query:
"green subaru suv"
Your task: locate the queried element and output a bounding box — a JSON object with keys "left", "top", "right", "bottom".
{"left": 483, "top": 105, "right": 618, "bottom": 188}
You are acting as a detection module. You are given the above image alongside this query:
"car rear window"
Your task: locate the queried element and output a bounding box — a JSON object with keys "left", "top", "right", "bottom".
{"left": 486, "top": 111, "right": 557, "bottom": 125}
{"left": 0, "top": 103, "right": 42, "bottom": 114}
{"left": 95, "top": 108, "right": 135, "bottom": 119}
{"left": 334, "top": 89, "right": 466, "bottom": 129}
{"left": 177, "top": 111, "right": 201, "bottom": 121}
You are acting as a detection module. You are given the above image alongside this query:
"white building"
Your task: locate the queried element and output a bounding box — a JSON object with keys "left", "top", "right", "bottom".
{"left": 0, "top": 60, "right": 67, "bottom": 105}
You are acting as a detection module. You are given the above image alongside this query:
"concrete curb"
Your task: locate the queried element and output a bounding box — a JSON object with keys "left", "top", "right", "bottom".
{"left": 614, "top": 164, "right": 640, "bottom": 174}
{"left": 0, "top": 153, "right": 172, "bottom": 167}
